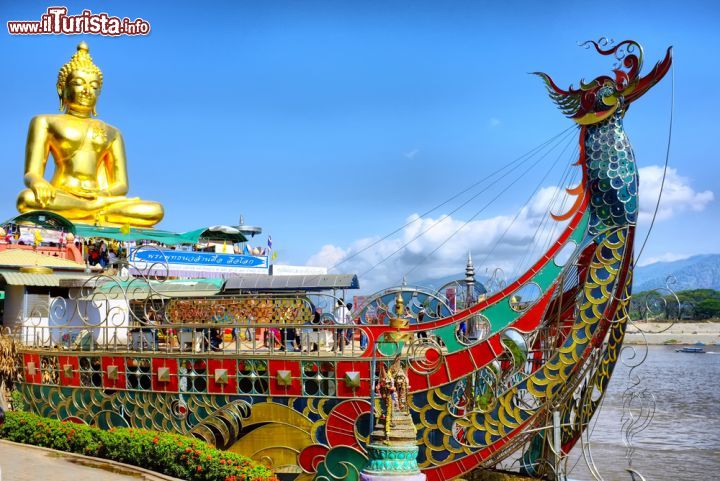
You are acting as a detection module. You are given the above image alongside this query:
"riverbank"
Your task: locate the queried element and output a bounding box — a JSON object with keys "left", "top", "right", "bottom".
{"left": 625, "top": 321, "right": 720, "bottom": 345}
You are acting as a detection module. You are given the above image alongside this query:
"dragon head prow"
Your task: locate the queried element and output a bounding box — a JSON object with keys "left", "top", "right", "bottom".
{"left": 534, "top": 39, "right": 673, "bottom": 125}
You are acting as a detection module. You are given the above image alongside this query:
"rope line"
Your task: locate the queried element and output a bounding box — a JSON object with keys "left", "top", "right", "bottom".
{"left": 512, "top": 152, "right": 578, "bottom": 276}
{"left": 634, "top": 62, "right": 674, "bottom": 267}
{"left": 402, "top": 130, "right": 578, "bottom": 278}
{"left": 329, "top": 126, "right": 575, "bottom": 271}
{"left": 357, "top": 128, "right": 578, "bottom": 277}
{"left": 482, "top": 142, "right": 578, "bottom": 275}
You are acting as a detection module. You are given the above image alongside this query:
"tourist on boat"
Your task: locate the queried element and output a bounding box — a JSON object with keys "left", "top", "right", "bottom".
{"left": 284, "top": 325, "right": 299, "bottom": 352}
{"left": 355, "top": 303, "right": 368, "bottom": 350}
{"left": 359, "top": 326, "right": 368, "bottom": 350}
{"left": 302, "top": 306, "right": 321, "bottom": 352}
{"left": 209, "top": 327, "right": 223, "bottom": 352}
{"left": 417, "top": 307, "right": 428, "bottom": 339}
{"left": 87, "top": 245, "right": 100, "bottom": 266}
{"left": 107, "top": 248, "right": 118, "bottom": 268}
{"left": 98, "top": 240, "right": 109, "bottom": 268}
{"left": 145, "top": 311, "right": 159, "bottom": 351}
{"left": 264, "top": 326, "right": 282, "bottom": 350}
{"left": 457, "top": 320, "right": 467, "bottom": 342}
{"left": 333, "top": 300, "right": 350, "bottom": 353}
{"left": 344, "top": 302, "right": 354, "bottom": 344}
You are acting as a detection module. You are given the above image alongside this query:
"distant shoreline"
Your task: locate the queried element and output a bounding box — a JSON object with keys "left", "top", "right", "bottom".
{"left": 624, "top": 321, "right": 720, "bottom": 345}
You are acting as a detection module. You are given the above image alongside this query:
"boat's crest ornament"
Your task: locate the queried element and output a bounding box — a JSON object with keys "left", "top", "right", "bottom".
{"left": 534, "top": 39, "right": 672, "bottom": 125}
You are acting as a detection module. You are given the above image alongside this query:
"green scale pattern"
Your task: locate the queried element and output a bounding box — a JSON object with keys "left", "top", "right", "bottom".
{"left": 585, "top": 110, "right": 638, "bottom": 235}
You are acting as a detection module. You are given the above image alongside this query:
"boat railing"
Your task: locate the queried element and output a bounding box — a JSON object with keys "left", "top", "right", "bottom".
{"left": 8, "top": 282, "right": 484, "bottom": 351}
{"left": 11, "top": 319, "right": 380, "bottom": 358}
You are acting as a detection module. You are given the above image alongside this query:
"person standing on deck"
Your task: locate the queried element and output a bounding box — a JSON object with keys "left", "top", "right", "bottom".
{"left": 333, "top": 299, "right": 350, "bottom": 353}
{"left": 344, "top": 302, "right": 354, "bottom": 345}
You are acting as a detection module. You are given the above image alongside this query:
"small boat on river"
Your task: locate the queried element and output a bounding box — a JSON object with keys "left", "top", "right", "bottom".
{"left": 675, "top": 347, "right": 706, "bottom": 353}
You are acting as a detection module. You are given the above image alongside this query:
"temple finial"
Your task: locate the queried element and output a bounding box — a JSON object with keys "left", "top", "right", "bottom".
{"left": 395, "top": 291, "right": 404, "bottom": 315}
{"left": 465, "top": 251, "right": 475, "bottom": 285}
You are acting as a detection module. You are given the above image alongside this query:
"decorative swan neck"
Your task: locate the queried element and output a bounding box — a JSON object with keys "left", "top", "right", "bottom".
{"left": 534, "top": 39, "right": 672, "bottom": 126}
{"left": 539, "top": 40, "right": 672, "bottom": 232}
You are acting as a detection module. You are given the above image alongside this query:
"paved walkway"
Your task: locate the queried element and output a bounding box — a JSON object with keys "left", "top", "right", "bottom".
{"left": 0, "top": 440, "right": 181, "bottom": 481}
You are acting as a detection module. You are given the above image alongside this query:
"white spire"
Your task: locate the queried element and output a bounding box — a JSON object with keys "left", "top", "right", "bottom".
{"left": 465, "top": 251, "right": 475, "bottom": 285}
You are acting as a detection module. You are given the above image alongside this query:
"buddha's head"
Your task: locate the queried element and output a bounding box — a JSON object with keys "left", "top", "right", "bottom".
{"left": 57, "top": 42, "right": 103, "bottom": 116}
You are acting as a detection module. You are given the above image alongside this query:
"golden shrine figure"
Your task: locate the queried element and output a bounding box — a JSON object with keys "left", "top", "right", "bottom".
{"left": 17, "top": 42, "right": 164, "bottom": 227}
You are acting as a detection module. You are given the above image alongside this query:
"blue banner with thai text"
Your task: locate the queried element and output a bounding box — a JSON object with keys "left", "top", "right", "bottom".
{"left": 129, "top": 248, "right": 269, "bottom": 275}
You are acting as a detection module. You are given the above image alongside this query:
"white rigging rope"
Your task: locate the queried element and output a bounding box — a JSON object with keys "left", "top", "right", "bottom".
{"left": 512, "top": 153, "right": 579, "bottom": 275}
{"left": 329, "top": 126, "right": 575, "bottom": 272}
{"left": 356, "top": 128, "right": 578, "bottom": 278}
{"left": 481, "top": 141, "right": 578, "bottom": 275}
{"left": 401, "top": 130, "right": 578, "bottom": 279}
{"left": 633, "top": 62, "right": 675, "bottom": 268}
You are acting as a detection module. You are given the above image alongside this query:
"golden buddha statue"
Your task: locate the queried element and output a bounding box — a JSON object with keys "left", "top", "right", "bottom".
{"left": 17, "top": 42, "right": 164, "bottom": 227}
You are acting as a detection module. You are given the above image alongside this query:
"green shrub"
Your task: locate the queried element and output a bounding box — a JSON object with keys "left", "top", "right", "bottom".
{"left": 10, "top": 389, "right": 26, "bottom": 411}
{"left": 0, "top": 410, "right": 277, "bottom": 481}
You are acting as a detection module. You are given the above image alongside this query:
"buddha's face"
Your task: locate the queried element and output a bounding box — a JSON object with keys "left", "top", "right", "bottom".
{"left": 61, "top": 69, "right": 101, "bottom": 113}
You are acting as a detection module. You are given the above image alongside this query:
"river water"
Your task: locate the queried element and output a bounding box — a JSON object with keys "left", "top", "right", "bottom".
{"left": 565, "top": 345, "right": 720, "bottom": 481}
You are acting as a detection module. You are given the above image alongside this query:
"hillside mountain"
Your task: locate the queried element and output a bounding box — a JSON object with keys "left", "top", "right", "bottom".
{"left": 414, "top": 254, "right": 720, "bottom": 294}
{"left": 633, "top": 254, "right": 720, "bottom": 292}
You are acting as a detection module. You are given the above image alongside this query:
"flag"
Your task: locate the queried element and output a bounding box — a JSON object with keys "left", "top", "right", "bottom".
{"left": 244, "top": 244, "right": 252, "bottom": 255}
{"left": 267, "top": 235, "right": 273, "bottom": 251}
{"left": 271, "top": 251, "right": 278, "bottom": 261}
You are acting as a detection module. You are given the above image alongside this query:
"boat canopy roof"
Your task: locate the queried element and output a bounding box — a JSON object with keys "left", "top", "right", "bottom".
{"left": 5, "top": 211, "right": 76, "bottom": 234}
{"left": 2, "top": 212, "right": 248, "bottom": 245}
{"left": 223, "top": 274, "right": 359, "bottom": 292}
{"left": 58, "top": 275, "right": 355, "bottom": 297}
{"left": 62, "top": 278, "right": 224, "bottom": 300}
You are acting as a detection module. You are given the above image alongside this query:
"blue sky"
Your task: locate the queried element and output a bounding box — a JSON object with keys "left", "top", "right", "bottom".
{"left": 1, "top": 1, "right": 718, "bottom": 292}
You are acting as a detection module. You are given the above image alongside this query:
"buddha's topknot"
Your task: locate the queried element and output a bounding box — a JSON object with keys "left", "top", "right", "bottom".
{"left": 57, "top": 42, "right": 103, "bottom": 92}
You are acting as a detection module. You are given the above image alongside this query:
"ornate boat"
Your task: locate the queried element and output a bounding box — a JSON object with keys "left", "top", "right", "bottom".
{"left": 1, "top": 39, "right": 672, "bottom": 480}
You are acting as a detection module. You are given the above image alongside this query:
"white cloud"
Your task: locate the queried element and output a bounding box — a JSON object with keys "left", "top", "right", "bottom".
{"left": 307, "top": 186, "right": 572, "bottom": 293}
{"left": 489, "top": 117, "right": 501, "bottom": 127}
{"left": 307, "top": 166, "right": 713, "bottom": 294}
{"left": 403, "top": 148, "right": 420, "bottom": 159}
{"left": 306, "top": 244, "right": 347, "bottom": 269}
{"left": 638, "top": 166, "right": 714, "bottom": 221}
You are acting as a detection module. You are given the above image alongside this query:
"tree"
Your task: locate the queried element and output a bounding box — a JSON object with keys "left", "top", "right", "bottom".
{"left": 694, "top": 299, "right": 720, "bottom": 320}
{"left": 630, "top": 288, "right": 720, "bottom": 321}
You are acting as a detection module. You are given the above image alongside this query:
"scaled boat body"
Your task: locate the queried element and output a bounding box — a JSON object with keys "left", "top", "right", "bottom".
{"left": 4, "top": 40, "right": 672, "bottom": 480}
